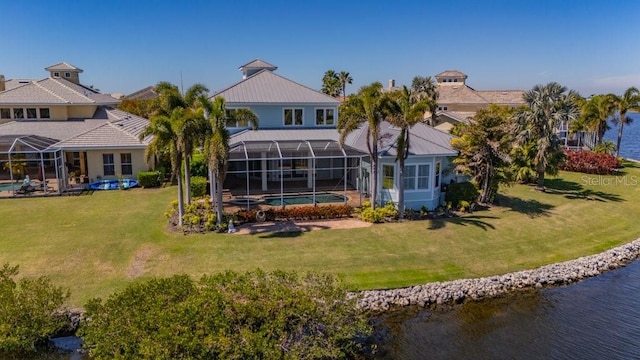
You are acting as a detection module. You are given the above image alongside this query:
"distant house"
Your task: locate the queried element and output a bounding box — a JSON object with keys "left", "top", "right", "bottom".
{"left": 0, "top": 63, "right": 151, "bottom": 193}
{"left": 212, "top": 60, "right": 457, "bottom": 209}
{"left": 433, "top": 70, "right": 525, "bottom": 133}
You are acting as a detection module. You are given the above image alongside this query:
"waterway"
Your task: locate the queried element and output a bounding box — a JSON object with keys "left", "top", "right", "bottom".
{"left": 603, "top": 112, "right": 640, "bottom": 160}
{"left": 375, "top": 260, "right": 640, "bottom": 359}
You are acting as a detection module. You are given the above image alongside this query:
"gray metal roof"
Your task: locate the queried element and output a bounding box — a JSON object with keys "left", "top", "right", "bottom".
{"left": 123, "top": 86, "right": 158, "bottom": 100}
{"left": 0, "top": 77, "right": 120, "bottom": 105}
{"left": 213, "top": 70, "right": 340, "bottom": 105}
{"left": 45, "top": 62, "right": 83, "bottom": 72}
{"left": 239, "top": 59, "right": 277, "bottom": 71}
{"left": 343, "top": 121, "right": 457, "bottom": 157}
{"left": 0, "top": 106, "right": 149, "bottom": 150}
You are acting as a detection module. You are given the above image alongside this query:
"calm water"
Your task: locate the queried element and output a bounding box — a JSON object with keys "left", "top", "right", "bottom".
{"left": 375, "top": 260, "right": 640, "bottom": 359}
{"left": 604, "top": 112, "right": 640, "bottom": 160}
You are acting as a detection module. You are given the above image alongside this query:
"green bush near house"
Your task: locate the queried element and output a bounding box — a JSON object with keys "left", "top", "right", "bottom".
{"left": 190, "top": 176, "right": 208, "bottom": 198}
{"left": 0, "top": 264, "right": 70, "bottom": 354}
{"left": 79, "top": 270, "right": 371, "bottom": 360}
{"left": 445, "top": 181, "right": 480, "bottom": 208}
{"left": 137, "top": 171, "right": 162, "bottom": 188}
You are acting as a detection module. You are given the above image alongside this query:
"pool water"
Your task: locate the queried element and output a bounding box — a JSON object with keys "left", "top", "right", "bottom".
{"left": 262, "top": 193, "right": 347, "bottom": 206}
{"left": 0, "top": 182, "right": 22, "bottom": 191}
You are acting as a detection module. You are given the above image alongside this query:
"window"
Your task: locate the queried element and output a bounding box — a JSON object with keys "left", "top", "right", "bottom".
{"left": 284, "top": 108, "right": 303, "bottom": 126}
{"left": 224, "top": 108, "right": 251, "bottom": 128}
{"left": 26, "top": 108, "right": 37, "bottom": 119}
{"left": 417, "top": 164, "right": 430, "bottom": 190}
{"left": 121, "top": 153, "right": 133, "bottom": 175}
{"left": 39, "top": 108, "right": 50, "bottom": 119}
{"left": 13, "top": 108, "right": 24, "bottom": 119}
{"left": 64, "top": 72, "right": 71, "bottom": 78}
{"left": 315, "top": 108, "right": 334, "bottom": 125}
{"left": 403, "top": 165, "right": 416, "bottom": 190}
{"left": 453, "top": 79, "right": 458, "bottom": 82}
{"left": 0, "top": 108, "right": 10, "bottom": 119}
{"left": 382, "top": 164, "right": 394, "bottom": 190}
{"left": 438, "top": 106, "right": 448, "bottom": 111}
{"left": 102, "top": 154, "right": 115, "bottom": 176}
{"left": 71, "top": 152, "right": 81, "bottom": 168}
{"left": 53, "top": 72, "right": 60, "bottom": 77}
{"left": 435, "top": 162, "right": 441, "bottom": 188}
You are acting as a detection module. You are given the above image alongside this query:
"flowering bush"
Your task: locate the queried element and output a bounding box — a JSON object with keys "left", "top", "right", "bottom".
{"left": 559, "top": 150, "right": 621, "bottom": 175}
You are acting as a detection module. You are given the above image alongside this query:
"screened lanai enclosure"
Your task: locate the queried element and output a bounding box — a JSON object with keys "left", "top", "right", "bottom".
{"left": 0, "top": 135, "right": 66, "bottom": 196}
{"left": 224, "top": 138, "right": 367, "bottom": 208}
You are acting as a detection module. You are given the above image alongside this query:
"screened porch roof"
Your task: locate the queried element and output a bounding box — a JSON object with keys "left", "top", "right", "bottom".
{"left": 0, "top": 134, "right": 61, "bottom": 154}
{"left": 228, "top": 129, "right": 365, "bottom": 161}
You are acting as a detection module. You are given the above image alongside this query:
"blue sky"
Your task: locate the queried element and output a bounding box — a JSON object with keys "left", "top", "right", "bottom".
{"left": 1, "top": 1, "right": 638, "bottom": 96}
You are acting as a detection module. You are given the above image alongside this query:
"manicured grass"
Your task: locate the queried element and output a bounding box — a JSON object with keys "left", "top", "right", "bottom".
{"left": 2, "top": 162, "right": 640, "bottom": 307}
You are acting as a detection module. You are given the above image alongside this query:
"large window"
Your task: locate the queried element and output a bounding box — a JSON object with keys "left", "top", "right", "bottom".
{"left": 13, "top": 108, "right": 24, "bottom": 119}
{"left": 315, "top": 108, "right": 334, "bottom": 125}
{"left": 382, "top": 164, "right": 394, "bottom": 189}
{"left": 26, "top": 108, "right": 37, "bottom": 119}
{"left": 121, "top": 153, "right": 133, "bottom": 175}
{"left": 403, "top": 165, "right": 416, "bottom": 190}
{"left": 102, "top": 153, "right": 115, "bottom": 176}
{"left": 39, "top": 108, "right": 50, "bottom": 119}
{"left": 417, "top": 164, "right": 430, "bottom": 190}
{"left": 284, "top": 108, "right": 303, "bottom": 126}
{"left": 0, "top": 108, "right": 10, "bottom": 119}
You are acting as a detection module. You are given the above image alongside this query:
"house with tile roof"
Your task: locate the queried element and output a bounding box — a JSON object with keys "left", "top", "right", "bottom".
{"left": 213, "top": 60, "right": 457, "bottom": 209}
{"left": 0, "top": 63, "right": 151, "bottom": 193}
{"left": 433, "top": 70, "right": 526, "bottom": 132}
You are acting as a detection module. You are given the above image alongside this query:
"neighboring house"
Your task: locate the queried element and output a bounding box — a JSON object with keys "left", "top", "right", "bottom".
{"left": 434, "top": 70, "right": 525, "bottom": 133}
{"left": 0, "top": 62, "right": 151, "bottom": 191}
{"left": 213, "top": 60, "right": 457, "bottom": 209}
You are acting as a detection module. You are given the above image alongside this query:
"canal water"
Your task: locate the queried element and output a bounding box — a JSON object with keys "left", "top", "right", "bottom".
{"left": 603, "top": 112, "right": 640, "bottom": 160}
{"left": 374, "top": 260, "right": 640, "bottom": 359}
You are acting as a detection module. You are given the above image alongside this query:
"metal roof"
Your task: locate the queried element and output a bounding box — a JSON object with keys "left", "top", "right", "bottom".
{"left": 213, "top": 70, "right": 340, "bottom": 105}
{"left": 238, "top": 59, "right": 278, "bottom": 71}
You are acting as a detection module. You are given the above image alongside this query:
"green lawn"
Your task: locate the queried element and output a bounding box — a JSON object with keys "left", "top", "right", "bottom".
{"left": 2, "top": 162, "right": 639, "bottom": 307}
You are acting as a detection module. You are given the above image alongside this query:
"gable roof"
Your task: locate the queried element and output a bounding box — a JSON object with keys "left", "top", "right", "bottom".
{"left": 437, "top": 84, "right": 491, "bottom": 105}
{"left": 343, "top": 121, "right": 457, "bottom": 157}
{"left": 213, "top": 70, "right": 340, "bottom": 105}
{"left": 239, "top": 59, "right": 278, "bottom": 71}
{"left": 45, "top": 62, "right": 83, "bottom": 72}
{"left": 123, "top": 85, "right": 158, "bottom": 100}
{"left": 436, "top": 70, "right": 467, "bottom": 78}
{"left": 0, "top": 77, "right": 119, "bottom": 105}
{"left": 0, "top": 106, "right": 149, "bottom": 150}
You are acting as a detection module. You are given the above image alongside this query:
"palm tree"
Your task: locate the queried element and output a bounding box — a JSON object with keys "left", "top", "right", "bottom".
{"left": 609, "top": 87, "right": 640, "bottom": 156}
{"left": 411, "top": 76, "right": 438, "bottom": 126}
{"left": 338, "top": 82, "right": 392, "bottom": 209}
{"left": 579, "top": 94, "right": 615, "bottom": 145}
{"left": 140, "top": 109, "right": 185, "bottom": 226}
{"left": 387, "top": 86, "right": 429, "bottom": 218}
{"left": 205, "top": 97, "right": 259, "bottom": 225}
{"left": 514, "top": 82, "right": 580, "bottom": 191}
{"left": 321, "top": 70, "right": 341, "bottom": 97}
{"left": 338, "top": 71, "right": 353, "bottom": 98}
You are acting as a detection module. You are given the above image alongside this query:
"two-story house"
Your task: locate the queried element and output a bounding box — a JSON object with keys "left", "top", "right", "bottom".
{"left": 0, "top": 63, "right": 151, "bottom": 193}
{"left": 213, "top": 60, "right": 457, "bottom": 210}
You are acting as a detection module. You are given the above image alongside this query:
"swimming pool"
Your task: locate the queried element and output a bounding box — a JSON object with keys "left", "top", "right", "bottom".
{"left": 262, "top": 193, "right": 347, "bottom": 206}
{"left": 0, "top": 182, "right": 22, "bottom": 192}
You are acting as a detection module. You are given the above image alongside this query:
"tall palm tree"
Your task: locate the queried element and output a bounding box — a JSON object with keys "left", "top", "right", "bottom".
{"left": 338, "top": 82, "right": 391, "bottom": 209}
{"left": 387, "top": 86, "right": 429, "bottom": 218}
{"left": 514, "top": 82, "right": 580, "bottom": 191}
{"left": 178, "top": 108, "right": 208, "bottom": 204}
{"left": 205, "top": 97, "right": 259, "bottom": 225}
{"left": 338, "top": 71, "right": 353, "bottom": 98}
{"left": 579, "top": 94, "right": 615, "bottom": 145}
{"left": 609, "top": 87, "right": 640, "bottom": 156}
{"left": 411, "top": 76, "right": 438, "bottom": 126}
{"left": 321, "top": 70, "right": 341, "bottom": 97}
{"left": 140, "top": 109, "right": 185, "bottom": 226}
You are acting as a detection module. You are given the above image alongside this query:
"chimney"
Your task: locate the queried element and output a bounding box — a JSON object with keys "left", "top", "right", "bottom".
{"left": 388, "top": 79, "right": 395, "bottom": 90}
{"left": 0, "top": 75, "right": 5, "bottom": 92}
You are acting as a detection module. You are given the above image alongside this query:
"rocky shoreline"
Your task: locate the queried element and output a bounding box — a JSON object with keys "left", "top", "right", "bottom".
{"left": 357, "top": 238, "right": 640, "bottom": 312}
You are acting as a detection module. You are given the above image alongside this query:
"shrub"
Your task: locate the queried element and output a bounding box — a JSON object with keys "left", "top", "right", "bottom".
{"left": 190, "top": 152, "right": 208, "bottom": 177}
{"left": 559, "top": 150, "right": 621, "bottom": 175}
{"left": 359, "top": 202, "right": 398, "bottom": 223}
{"left": 445, "top": 181, "right": 479, "bottom": 208}
{"left": 79, "top": 270, "right": 372, "bottom": 359}
{"left": 137, "top": 171, "right": 161, "bottom": 188}
{"left": 190, "top": 176, "right": 208, "bottom": 198}
{"left": 0, "top": 264, "right": 70, "bottom": 354}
